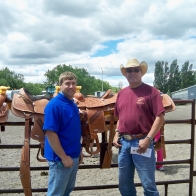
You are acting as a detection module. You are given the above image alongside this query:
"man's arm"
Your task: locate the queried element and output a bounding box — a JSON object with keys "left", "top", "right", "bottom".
{"left": 146, "top": 113, "right": 165, "bottom": 139}
{"left": 113, "top": 120, "right": 122, "bottom": 148}
{"left": 137, "top": 113, "right": 165, "bottom": 153}
{"left": 45, "top": 131, "right": 73, "bottom": 167}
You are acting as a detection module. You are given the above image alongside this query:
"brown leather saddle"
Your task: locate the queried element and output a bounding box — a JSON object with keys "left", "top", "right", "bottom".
{"left": 74, "top": 89, "right": 118, "bottom": 155}
{"left": 162, "top": 93, "right": 176, "bottom": 113}
{"left": 11, "top": 88, "right": 48, "bottom": 117}
{"left": 11, "top": 88, "right": 50, "bottom": 153}
{"left": 11, "top": 88, "right": 50, "bottom": 196}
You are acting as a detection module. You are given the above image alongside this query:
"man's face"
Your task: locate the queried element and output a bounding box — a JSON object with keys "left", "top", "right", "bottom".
{"left": 60, "top": 79, "right": 77, "bottom": 100}
{"left": 125, "top": 67, "right": 142, "bottom": 84}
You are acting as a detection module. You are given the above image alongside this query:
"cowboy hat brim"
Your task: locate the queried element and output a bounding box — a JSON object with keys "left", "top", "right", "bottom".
{"left": 120, "top": 60, "right": 148, "bottom": 77}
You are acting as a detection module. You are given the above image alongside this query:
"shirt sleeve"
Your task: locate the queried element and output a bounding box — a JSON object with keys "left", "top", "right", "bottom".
{"left": 152, "top": 90, "right": 165, "bottom": 117}
{"left": 43, "top": 103, "right": 60, "bottom": 133}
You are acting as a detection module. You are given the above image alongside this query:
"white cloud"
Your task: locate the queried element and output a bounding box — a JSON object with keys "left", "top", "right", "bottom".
{"left": 0, "top": 0, "right": 196, "bottom": 89}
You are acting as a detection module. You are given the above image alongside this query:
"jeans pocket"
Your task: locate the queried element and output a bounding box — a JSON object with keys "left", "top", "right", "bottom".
{"left": 48, "top": 161, "right": 63, "bottom": 169}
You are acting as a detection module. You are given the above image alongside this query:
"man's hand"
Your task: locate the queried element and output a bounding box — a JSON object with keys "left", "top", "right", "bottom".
{"left": 113, "top": 132, "right": 122, "bottom": 148}
{"left": 61, "top": 155, "right": 74, "bottom": 168}
{"left": 137, "top": 137, "right": 151, "bottom": 154}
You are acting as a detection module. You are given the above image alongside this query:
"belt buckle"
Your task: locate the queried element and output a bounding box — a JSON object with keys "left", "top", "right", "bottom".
{"left": 123, "top": 134, "right": 133, "bottom": 140}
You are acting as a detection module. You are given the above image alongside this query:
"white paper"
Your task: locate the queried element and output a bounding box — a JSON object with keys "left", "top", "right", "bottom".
{"left": 130, "top": 147, "right": 152, "bottom": 158}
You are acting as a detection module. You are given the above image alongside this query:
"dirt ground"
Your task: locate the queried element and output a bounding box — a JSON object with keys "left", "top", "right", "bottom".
{"left": 0, "top": 103, "right": 196, "bottom": 196}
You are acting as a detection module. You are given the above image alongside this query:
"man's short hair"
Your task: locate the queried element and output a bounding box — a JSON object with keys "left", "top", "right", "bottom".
{"left": 59, "top": 72, "right": 77, "bottom": 85}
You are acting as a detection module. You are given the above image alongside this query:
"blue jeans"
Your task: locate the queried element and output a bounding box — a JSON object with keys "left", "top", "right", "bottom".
{"left": 47, "top": 158, "right": 79, "bottom": 196}
{"left": 118, "top": 137, "right": 159, "bottom": 196}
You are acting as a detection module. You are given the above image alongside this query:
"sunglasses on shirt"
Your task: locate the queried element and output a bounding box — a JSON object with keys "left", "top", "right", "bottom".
{"left": 126, "top": 68, "right": 140, "bottom": 73}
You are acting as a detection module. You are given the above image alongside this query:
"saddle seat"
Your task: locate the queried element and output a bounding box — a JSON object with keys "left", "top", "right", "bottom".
{"left": 11, "top": 88, "right": 50, "bottom": 143}
{"left": 74, "top": 89, "right": 117, "bottom": 109}
{"left": 11, "top": 88, "right": 50, "bottom": 118}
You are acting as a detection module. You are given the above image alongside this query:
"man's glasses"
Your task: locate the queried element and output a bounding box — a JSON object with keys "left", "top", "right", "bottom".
{"left": 126, "top": 68, "right": 140, "bottom": 73}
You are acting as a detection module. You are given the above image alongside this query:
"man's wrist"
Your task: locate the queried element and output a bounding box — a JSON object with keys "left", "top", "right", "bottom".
{"left": 115, "top": 129, "right": 119, "bottom": 132}
{"left": 146, "top": 136, "right": 153, "bottom": 142}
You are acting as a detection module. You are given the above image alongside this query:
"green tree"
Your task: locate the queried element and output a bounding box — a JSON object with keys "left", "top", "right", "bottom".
{"left": 168, "top": 59, "right": 181, "bottom": 93}
{"left": 44, "top": 64, "right": 112, "bottom": 95}
{"left": 153, "top": 61, "right": 169, "bottom": 93}
{"left": 0, "top": 67, "right": 24, "bottom": 89}
{"left": 162, "top": 62, "right": 169, "bottom": 93}
{"left": 154, "top": 61, "right": 163, "bottom": 91}
{"left": 154, "top": 59, "right": 196, "bottom": 94}
{"left": 181, "top": 61, "right": 195, "bottom": 89}
{"left": 24, "top": 82, "right": 45, "bottom": 95}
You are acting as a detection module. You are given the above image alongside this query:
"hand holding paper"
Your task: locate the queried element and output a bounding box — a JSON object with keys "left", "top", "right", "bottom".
{"left": 130, "top": 147, "right": 152, "bottom": 158}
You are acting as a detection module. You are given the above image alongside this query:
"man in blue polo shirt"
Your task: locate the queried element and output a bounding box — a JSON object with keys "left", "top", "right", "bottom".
{"left": 43, "top": 71, "right": 82, "bottom": 196}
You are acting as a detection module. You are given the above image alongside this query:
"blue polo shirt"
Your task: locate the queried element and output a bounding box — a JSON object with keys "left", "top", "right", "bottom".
{"left": 43, "top": 93, "right": 81, "bottom": 161}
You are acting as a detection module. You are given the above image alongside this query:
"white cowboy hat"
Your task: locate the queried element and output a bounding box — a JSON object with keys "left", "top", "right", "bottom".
{"left": 120, "top": 58, "right": 148, "bottom": 76}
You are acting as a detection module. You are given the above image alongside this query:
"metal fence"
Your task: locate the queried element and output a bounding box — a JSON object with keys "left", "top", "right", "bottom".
{"left": 0, "top": 99, "right": 195, "bottom": 196}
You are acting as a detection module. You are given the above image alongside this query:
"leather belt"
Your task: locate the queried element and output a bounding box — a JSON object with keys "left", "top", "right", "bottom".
{"left": 120, "top": 133, "right": 147, "bottom": 140}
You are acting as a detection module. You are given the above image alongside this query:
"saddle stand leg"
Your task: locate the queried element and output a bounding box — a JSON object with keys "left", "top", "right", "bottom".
{"left": 102, "top": 109, "right": 115, "bottom": 168}
{"left": 161, "top": 124, "right": 166, "bottom": 159}
{"left": 20, "top": 113, "right": 32, "bottom": 196}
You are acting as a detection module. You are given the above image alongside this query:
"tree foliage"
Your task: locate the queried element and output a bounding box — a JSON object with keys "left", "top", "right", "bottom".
{"left": 24, "top": 82, "right": 45, "bottom": 95}
{"left": 0, "top": 65, "right": 116, "bottom": 96}
{"left": 168, "top": 60, "right": 181, "bottom": 93}
{"left": 180, "top": 61, "right": 195, "bottom": 89}
{"left": 153, "top": 61, "right": 164, "bottom": 92}
{"left": 0, "top": 67, "right": 25, "bottom": 89}
{"left": 44, "top": 64, "right": 112, "bottom": 95}
{"left": 153, "top": 61, "right": 169, "bottom": 93}
{"left": 154, "top": 60, "right": 196, "bottom": 94}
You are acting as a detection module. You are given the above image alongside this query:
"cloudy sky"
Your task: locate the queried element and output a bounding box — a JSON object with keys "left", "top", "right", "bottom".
{"left": 0, "top": 0, "right": 196, "bottom": 89}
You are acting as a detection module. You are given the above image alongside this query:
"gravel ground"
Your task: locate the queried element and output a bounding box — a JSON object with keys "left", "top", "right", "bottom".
{"left": 0, "top": 104, "right": 196, "bottom": 196}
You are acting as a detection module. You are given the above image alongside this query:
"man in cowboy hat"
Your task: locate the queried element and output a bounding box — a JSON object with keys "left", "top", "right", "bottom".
{"left": 113, "top": 58, "right": 165, "bottom": 196}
